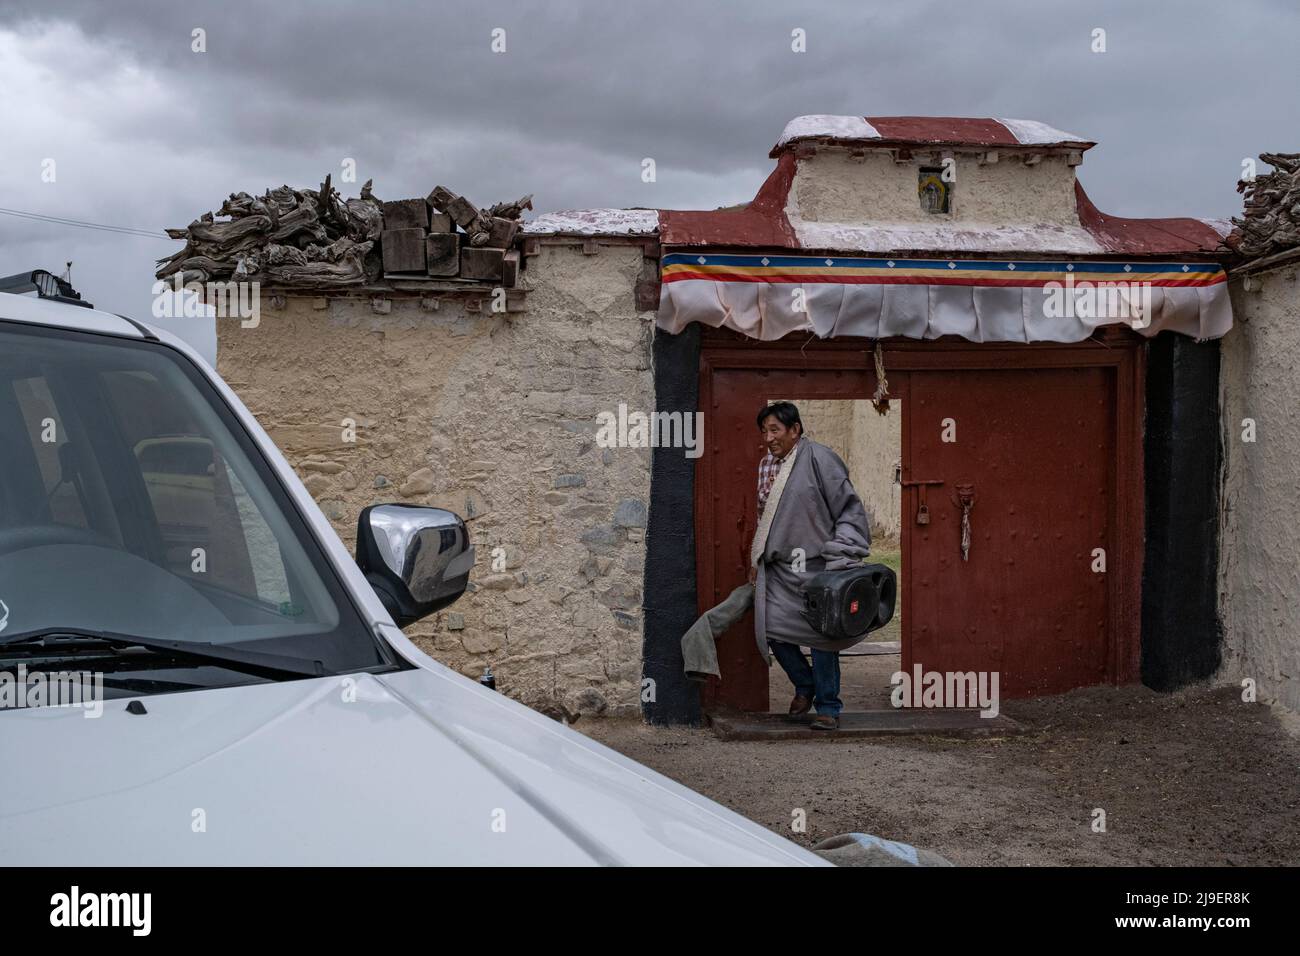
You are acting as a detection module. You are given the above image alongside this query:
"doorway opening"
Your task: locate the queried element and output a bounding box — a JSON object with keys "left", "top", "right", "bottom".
{"left": 693, "top": 332, "right": 1143, "bottom": 716}
{"left": 766, "top": 397, "right": 904, "bottom": 713}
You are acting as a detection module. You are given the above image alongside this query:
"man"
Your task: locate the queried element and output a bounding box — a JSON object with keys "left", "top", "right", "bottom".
{"left": 680, "top": 401, "right": 872, "bottom": 731}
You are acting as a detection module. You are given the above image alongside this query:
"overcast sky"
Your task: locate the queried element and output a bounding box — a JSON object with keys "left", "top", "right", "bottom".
{"left": 1, "top": 0, "right": 1296, "bottom": 357}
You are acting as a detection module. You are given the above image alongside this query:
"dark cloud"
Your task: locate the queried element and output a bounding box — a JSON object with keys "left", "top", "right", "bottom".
{"left": 0, "top": 0, "right": 1296, "bottom": 345}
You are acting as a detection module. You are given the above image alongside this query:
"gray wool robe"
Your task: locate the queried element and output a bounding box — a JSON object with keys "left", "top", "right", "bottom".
{"left": 681, "top": 438, "right": 873, "bottom": 681}
{"left": 754, "top": 438, "right": 873, "bottom": 657}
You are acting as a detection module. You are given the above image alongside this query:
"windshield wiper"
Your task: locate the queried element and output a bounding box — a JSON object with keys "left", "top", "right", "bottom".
{"left": 0, "top": 627, "right": 327, "bottom": 680}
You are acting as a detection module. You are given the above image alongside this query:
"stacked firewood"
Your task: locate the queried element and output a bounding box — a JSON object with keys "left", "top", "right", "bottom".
{"left": 382, "top": 187, "right": 531, "bottom": 285}
{"left": 1230, "top": 152, "right": 1300, "bottom": 259}
{"left": 156, "top": 176, "right": 384, "bottom": 286}
{"left": 156, "top": 178, "right": 531, "bottom": 288}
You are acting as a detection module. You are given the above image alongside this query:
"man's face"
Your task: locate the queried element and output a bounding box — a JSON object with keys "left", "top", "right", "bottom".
{"left": 760, "top": 415, "right": 801, "bottom": 459}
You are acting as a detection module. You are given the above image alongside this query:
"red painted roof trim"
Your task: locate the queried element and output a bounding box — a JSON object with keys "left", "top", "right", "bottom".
{"left": 868, "top": 116, "right": 1020, "bottom": 146}
{"left": 768, "top": 116, "right": 1096, "bottom": 157}
{"left": 658, "top": 151, "right": 796, "bottom": 248}
{"left": 1073, "top": 182, "right": 1225, "bottom": 256}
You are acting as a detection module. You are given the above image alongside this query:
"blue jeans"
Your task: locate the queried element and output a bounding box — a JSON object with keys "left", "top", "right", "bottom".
{"left": 769, "top": 641, "right": 842, "bottom": 717}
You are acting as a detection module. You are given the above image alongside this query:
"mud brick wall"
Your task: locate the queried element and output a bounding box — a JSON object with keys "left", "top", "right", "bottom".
{"left": 784, "top": 398, "right": 902, "bottom": 541}
{"left": 1219, "top": 263, "right": 1300, "bottom": 712}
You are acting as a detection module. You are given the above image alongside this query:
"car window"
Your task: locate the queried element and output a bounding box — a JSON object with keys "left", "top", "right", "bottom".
{"left": 100, "top": 370, "right": 293, "bottom": 609}
{"left": 0, "top": 323, "right": 382, "bottom": 676}
{"left": 9, "top": 376, "right": 90, "bottom": 531}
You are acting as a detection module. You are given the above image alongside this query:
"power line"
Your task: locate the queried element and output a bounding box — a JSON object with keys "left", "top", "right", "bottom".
{"left": 0, "top": 206, "right": 172, "bottom": 240}
{"left": 0, "top": 206, "right": 168, "bottom": 239}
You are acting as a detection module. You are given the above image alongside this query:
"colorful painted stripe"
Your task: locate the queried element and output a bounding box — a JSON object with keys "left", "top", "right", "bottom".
{"left": 661, "top": 253, "right": 1226, "bottom": 288}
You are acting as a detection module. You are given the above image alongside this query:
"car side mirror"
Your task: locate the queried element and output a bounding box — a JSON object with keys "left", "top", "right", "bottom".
{"left": 355, "top": 504, "right": 475, "bottom": 627}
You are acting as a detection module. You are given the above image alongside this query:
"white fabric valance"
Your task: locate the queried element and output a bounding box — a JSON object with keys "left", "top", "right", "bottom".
{"left": 656, "top": 253, "right": 1232, "bottom": 343}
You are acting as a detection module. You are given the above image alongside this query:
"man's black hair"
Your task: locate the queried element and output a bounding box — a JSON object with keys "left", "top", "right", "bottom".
{"left": 757, "top": 401, "right": 803, "bottom": 432}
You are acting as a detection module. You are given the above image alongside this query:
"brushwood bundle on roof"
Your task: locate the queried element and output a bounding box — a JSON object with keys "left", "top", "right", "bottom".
{"left": 156, "top": 176, "right": 385, "bottom": 286}
{"left": 156, "top": 178, "right": 532, "bottom": 289}
{"left": 1230, "top": 152, "right": 1300, "bottom": 261}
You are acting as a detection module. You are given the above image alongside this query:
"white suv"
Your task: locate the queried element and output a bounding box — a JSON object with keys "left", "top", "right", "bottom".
{"left": 0, "top": 293, "right": 824, "bottom": 866}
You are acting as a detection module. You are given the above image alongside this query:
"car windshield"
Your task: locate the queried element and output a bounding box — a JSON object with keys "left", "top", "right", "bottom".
{"left": 0, "top": 321, "right": 385, "bottom": 683}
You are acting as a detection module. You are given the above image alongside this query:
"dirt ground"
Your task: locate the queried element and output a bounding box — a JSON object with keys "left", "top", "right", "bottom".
{"left": 579, "top": 661, "right": 1300, "bottom": 865}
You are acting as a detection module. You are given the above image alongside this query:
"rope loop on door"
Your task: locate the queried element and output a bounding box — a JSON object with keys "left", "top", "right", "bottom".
{"left": 953, "top": 482, "right": 976, "bottom": 562}
{"left": 871, "top": 341, "right": 890, "bottom": 415}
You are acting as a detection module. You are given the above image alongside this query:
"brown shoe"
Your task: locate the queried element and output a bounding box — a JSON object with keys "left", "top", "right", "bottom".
{"left": 810, "top": 714, "right": 839, "bottom": 731}
{"left": 788, "top": 694, "right": 813, "bottom": 716}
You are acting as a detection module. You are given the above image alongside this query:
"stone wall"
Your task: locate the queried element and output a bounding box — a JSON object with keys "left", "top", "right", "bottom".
{"left": 1218, "top": 260, "right": 1300, "bottom": 712}
{"left": 795, "top": 399, "right": 852, "bottom": 453}
{"left": 217, "top": 242, "right": 654, "bottom": 717}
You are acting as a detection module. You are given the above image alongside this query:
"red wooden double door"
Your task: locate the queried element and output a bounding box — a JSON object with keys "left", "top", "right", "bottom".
{"left": 696, "top": 333, "right": 1143, "bottom": 712}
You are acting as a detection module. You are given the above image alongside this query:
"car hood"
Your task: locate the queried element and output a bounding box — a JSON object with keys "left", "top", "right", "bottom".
{"left": 0, "top": 662, "right": 825, "bottom": 866}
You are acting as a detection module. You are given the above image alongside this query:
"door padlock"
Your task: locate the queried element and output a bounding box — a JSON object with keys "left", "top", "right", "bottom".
{"left": 901, "top": 478, "right": 944, "bottom": 527}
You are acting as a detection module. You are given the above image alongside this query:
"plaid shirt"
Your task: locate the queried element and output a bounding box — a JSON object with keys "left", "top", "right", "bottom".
{"left": 756, "top": 447, "right": 791, "bottom": 519}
